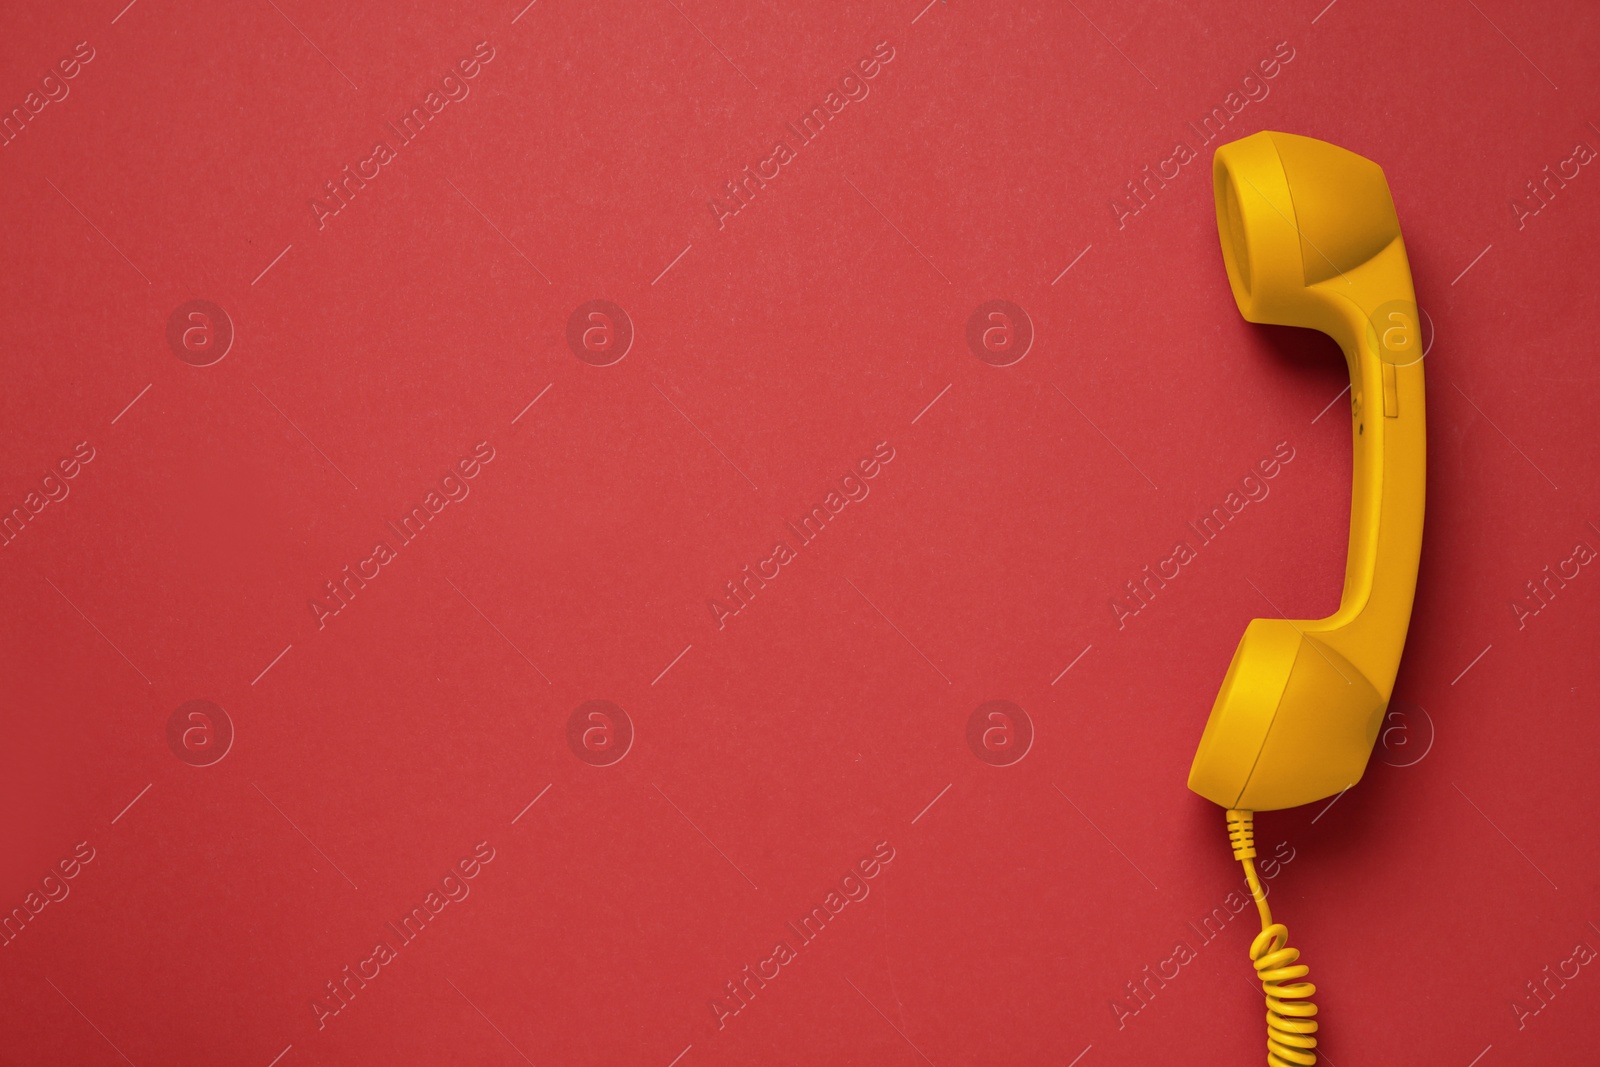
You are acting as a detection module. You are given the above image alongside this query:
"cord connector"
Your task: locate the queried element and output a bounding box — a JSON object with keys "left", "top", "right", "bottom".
{"left": 1225, "top": 807, "right": 1256, "bottom": 861}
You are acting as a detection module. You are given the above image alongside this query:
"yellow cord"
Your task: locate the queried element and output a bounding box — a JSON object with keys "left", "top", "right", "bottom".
{"left": 1225, "top": 809, "right": 1318, "bottom": 1067}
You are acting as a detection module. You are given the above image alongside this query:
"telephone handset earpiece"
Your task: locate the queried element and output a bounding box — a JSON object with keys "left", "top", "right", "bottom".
{"left": 1190, "top": 131, "right": 1426, "bottom": 814}
{"left": 1187, "top": 132, "right": 1427, "bottom": 1067}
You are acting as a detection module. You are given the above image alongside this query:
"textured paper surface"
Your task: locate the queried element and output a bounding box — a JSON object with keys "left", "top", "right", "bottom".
{"left": 1, "top": 2, "right": 1596, "bottom": 1064}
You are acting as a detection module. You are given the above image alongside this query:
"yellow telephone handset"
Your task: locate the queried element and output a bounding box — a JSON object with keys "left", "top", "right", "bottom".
{"left": 1187, "top": 132, "right": 1427, "bottom": 1067}
{"left": 1189, "top": 131, "right": 1426, "bottom": 814}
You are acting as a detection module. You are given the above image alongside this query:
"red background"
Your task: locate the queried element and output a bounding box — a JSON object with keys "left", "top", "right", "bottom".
{"left": 2, "top": 1, "right": 1597, "bottom": 1064}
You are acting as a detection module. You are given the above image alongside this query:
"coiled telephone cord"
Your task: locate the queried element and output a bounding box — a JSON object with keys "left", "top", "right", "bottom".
{"left": 1225, "top": 808, "right": 1318, "bottom": 1067}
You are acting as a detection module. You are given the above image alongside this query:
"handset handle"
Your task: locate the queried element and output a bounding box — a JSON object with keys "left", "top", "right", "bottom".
{"left": 1189, "top": 132, "right": 1426, "bottom": 812}
{"left": 1302, "top": 236, "right": 1426, "bottom": 687}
